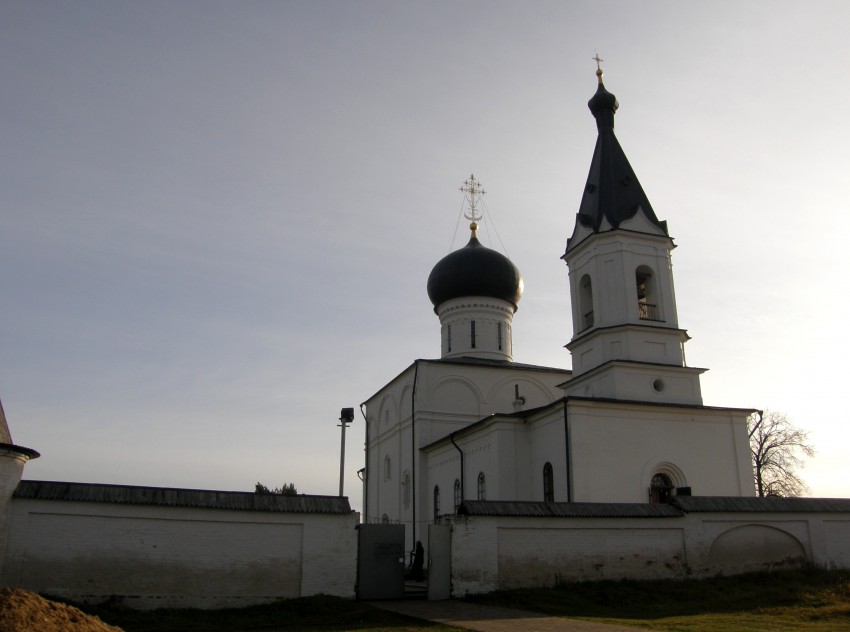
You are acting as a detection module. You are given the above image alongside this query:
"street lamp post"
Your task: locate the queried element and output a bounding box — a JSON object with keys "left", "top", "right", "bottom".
{"left": 338, "top": 407, "right": 354, "bottom": 497}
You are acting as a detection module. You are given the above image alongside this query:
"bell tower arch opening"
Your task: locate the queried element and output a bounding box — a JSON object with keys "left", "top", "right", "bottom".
{"left": 636, "top": 265, "right": 661, "bottom": 322}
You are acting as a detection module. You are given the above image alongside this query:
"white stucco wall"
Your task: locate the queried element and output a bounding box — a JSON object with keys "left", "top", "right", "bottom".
{"left": 421, "top": 395, "right": 754, "bottom": 507}
{"left": 363, "top": 359, "right": 569, "bottom": 551}
{"left": 2, "top": 498, "right": 358, "bottom": 609}
{"left": 567, "top": 400, "right": 754, "bottom": 502}
{"left": 0, "top": 452, "right": 28, "bottom": 582}
{"left": 447, "top": 510, "right": 850, "bottom": 596}
{"left": 423, "top": 409, "right": 571, "bottom": 508}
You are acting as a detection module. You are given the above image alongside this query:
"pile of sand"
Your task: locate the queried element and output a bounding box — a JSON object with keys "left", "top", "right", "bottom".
{"left": 0, "top": 588, "right": 122, "bottom": 631}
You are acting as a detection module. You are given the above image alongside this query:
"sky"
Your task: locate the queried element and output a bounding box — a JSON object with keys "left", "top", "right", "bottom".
{"left": 2, "top": 1, "right": 849, "bottom": 512}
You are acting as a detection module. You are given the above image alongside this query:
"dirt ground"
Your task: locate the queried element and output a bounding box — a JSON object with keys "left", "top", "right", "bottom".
{"left": 0, "top": 588, "right": 122, "bottom": 632}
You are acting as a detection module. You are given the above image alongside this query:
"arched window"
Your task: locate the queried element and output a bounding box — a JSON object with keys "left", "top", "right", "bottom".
{"left": 579, "top": 274, "right": 594, "bottom": 330}
{"left": 650, "top": 473, "right": 674, "bottom": 504}
{"left": 381, "top": 513, "right": 389, "bottom": 524}
{"left": 636, "top": 265, "right": 661, "bottom": 321}
{"left": 477, "top": 472, "right": 486, "bottom": 500}
{"left": 383, "top": 455, "right": 391, "bottom": 481}
{"left": 433, "top": 485, "right": 440, "bottom": 522}
{"left": 402, "top": 471, "right": 411, "bottom": 507}
{"left": 453, "top": 479, "right": 462, "bottom": 512}
{"left": 543, "top": 462, "right": 554, "bottom": 502}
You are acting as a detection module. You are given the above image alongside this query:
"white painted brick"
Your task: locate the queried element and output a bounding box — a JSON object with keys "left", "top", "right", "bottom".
{"left": 1, "top": 498, "right": 357, "bottom": 609}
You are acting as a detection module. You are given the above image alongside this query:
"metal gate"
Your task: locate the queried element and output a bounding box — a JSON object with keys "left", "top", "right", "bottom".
{"left": 356, "top": 524, "right": 406, "bottom": 600}
{"left": 427, "top": 523, "right": 451, "bottom": 600}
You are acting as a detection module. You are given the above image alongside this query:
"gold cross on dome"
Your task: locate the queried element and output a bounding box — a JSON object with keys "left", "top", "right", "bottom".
{"left": 461, "top": 174, "right": 485, "bottom": 225}
{"left": 593, "top": 53, "right": 605, "bottom": 82}
{"left": 593, "top": 53, "right": 604, "bottom": 71}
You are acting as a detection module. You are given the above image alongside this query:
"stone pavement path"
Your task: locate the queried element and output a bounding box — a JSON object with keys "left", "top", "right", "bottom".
{"left": 370, "top": 599, "right": 639, "bottom": 631}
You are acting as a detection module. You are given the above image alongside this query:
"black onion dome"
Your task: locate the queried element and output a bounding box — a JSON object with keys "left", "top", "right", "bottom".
{"left": 588, "top": 81, "right": 619, "bottom": 134}
{"left": 588, "top": 81, "right": 619, "bottom": 117}
{"left": 427, "top": 235, "right": 523, "bottom": 310}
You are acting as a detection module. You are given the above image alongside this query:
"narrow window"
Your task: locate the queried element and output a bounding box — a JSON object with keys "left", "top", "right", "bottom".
{"left": 381, "top": 513, "right": 389, "bottom": 524}
{"left": 402, "top": 471, "right": 410, "bottom": 506}
{"left": 543, "top": 462, "right": 554, "bottom": 502}
{"left": 477, "top": 472, "right": 486, "bottom": 500}
{"left": 579, "top": 274, "right": 594, "bottom": 330}
{"left": 470, "top": 320, "right": 476, "bottom": 349}
{"left": 497, "top": 322, "right": 503, "bottom": 350}
{"left": 384, "top": 455, "right": 391, "bottom": 481}
{"left": 433, "top": 485, "right": 440, "bottom": 521}
{"left": 453, "top": 478, "right": 462, "bottom": 512}
{"left": 447, "top": 324, "right": 452, "bottom": 352}
{"left": 649, "top": 473, "right": 674, "bottom": 504}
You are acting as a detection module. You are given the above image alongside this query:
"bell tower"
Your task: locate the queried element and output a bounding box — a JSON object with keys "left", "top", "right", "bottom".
{"left": 561, "top": 61, "right": 704, "bottom": 405}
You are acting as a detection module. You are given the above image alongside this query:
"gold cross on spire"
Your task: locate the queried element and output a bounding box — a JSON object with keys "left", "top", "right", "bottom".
{"left": 460, "top": 174, "right": 485, "bottom": 230}
{"left": 593, "top": 53, "right": 604, "bottom": 83}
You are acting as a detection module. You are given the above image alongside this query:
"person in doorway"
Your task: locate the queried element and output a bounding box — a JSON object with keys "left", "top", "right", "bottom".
{"left": 411, "top": 540, "right": 425, "bottom": 581}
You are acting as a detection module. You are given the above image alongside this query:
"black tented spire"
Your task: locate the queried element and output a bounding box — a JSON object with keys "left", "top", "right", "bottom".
{"left": 572, "top": 67, "right": 668, "bottom": 240}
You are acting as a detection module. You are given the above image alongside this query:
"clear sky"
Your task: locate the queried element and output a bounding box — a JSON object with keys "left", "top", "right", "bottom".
{"left": 2, "top": 1, "right": 849, "bottom": 510}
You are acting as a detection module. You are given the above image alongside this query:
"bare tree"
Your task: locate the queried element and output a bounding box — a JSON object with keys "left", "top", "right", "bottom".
{"left": 748, "top": 411, "right": 815, "bottom": 497}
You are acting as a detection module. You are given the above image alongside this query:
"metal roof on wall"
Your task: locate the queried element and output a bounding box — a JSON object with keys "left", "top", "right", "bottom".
{"left": 459, "top": 500, "right": 683, "bottom": 518}
{"left": 458, "top": 497, "right": 850, "bottom": 519}
{"left": 673, "top": 496, "right": 850, "bottom": 513}
{"left": 14, "top": 480, "right": 352, "bottom": 514}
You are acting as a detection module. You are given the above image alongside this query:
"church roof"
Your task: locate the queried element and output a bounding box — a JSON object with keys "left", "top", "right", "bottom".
{"left": 673, "top": 495, "right": 850, "bottom": 513}
{"left": 563, "top": 394, "right": 757, "bottom": 415}
{"left": 0, "top": 399, "right": 40, "bottom": 460}
{"left": 361, "top": 358, "right": 569, "bottom": 408}
{"left": 14, "top": 480, "right": 352, "bottom": 514}
{"left": 421, "top": 402, "right": 562, "bottom": 452}
{"left": 422, "top": 394, "right": 759, "bottom": 453}
{"left": 0, "top": 399, "right": 11, "bottom": 444}
{"left": 426, "top": 232, "right": 523, "bottom": 310}
{"left": 459, "top": 500, "right": 682, "bottom": 518}
{"left": 431, "top": 356, "right": 569, "bottom": 374}
{"left": 457, "top": 497, "right": 850, "bottom": 518}
{"left": 0, "top": 443, "right": 40, "bottom": 460}
{"left": 569, "top": 72, "right": 668, "bottom": 248}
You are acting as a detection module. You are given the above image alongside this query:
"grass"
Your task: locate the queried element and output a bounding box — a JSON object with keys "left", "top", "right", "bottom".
{"left": 75, "top": 568, "right": 850, "bottom": 631}
{"left": 467, "top": 567, "right": 850, "bottom": 630}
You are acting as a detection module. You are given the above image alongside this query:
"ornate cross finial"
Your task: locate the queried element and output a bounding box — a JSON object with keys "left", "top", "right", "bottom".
{"left": 460, "top": 173, "right": 485, "bottom": 229}
{"left": 593, "top": 53, "right": 604, "bottom": 83}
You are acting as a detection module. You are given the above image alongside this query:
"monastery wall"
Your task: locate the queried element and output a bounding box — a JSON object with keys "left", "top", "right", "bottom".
{"left": 445, "top": 509, "right": 850, "bottom": 596}
{"left": 2, "top": 497, "right": 358, "bottom": 609}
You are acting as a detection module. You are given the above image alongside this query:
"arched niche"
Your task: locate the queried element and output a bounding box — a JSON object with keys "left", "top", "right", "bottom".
{"left": 429, "top": 377, "right": 482, "bottom": 416}
{"left": 708, "top": 525, "right": 807, "bottom": 573}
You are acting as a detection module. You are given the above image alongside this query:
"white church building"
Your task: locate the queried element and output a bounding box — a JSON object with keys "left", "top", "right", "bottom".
{"left": 362, "top": 67, "right": 756, "bottom": 550}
